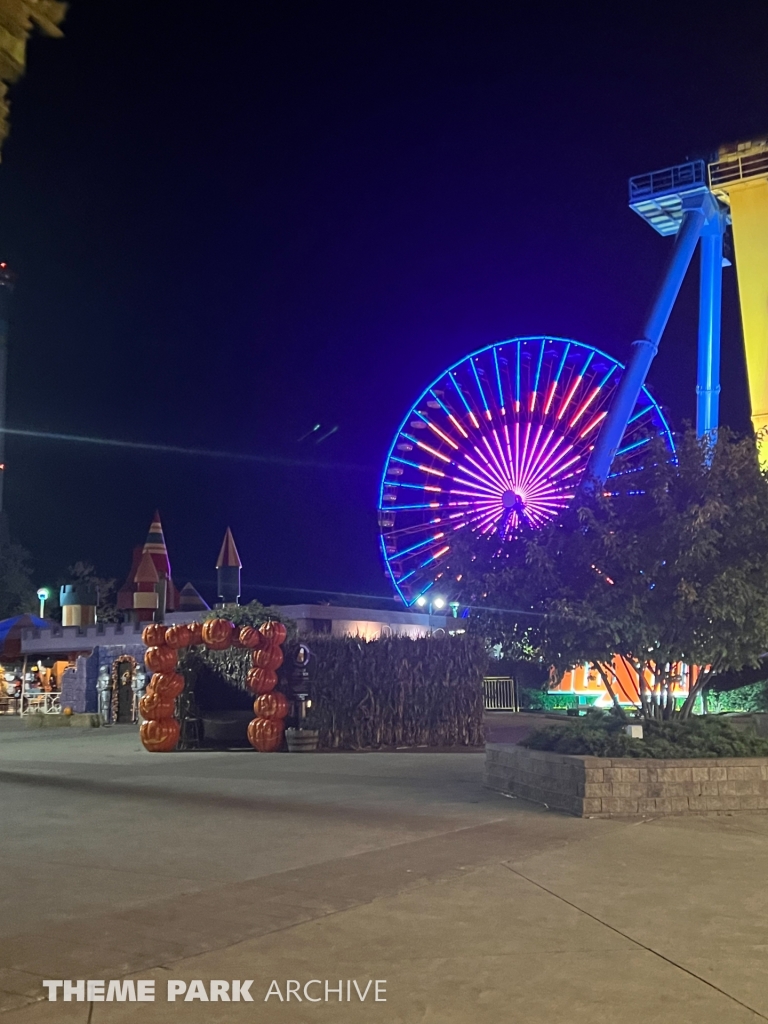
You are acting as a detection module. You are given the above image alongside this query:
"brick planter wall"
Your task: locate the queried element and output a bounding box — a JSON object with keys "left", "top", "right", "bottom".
{"left": 485, "top": 743, "right": 768, "bottom": 817}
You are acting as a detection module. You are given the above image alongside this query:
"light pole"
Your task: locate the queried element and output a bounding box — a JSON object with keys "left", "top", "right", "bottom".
{"left": 415, "top": 594, "right": 446, "bottom": 632}
{"left": 36, "top": 587, "right": 50, "bottom": 619}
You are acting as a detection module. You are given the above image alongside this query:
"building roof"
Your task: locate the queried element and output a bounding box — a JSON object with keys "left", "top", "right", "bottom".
{"left": 143, "top": 510, "right": 171, "bottom": 580}
{"left": 216, "top": 527, "right": 242, "bottom": 569}
{"left": 117, "top": 546, "right": 143, "bottom": 610}
{"left": 178, "top": 582, "right": 210, "bottom": 611}
{"left": 134, "top": 550, "right": 159, "bottom": 585}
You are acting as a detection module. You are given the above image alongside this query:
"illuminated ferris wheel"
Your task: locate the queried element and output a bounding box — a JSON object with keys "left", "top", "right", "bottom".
{"left": 378, "top": 336, "right": 674, "bottom": 606}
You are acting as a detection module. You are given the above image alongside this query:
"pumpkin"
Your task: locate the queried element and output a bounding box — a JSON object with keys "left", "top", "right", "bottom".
{"left": 202, "top": 618, "right": 235, "bottom": 650}
{"left": 260, "top": 620, "right": 287, "bottom": 646}
{"left": 139, "top": 691, "right": 176, "bottom": 721}
{"left": 247, "top": 716, "right": 284, "bottom": 752}
{"left": 144, "top": 645, "right": 178, "bottom": 672}
{"left": 186, "top": 621, "right": 204, "bottom": 645}
{"left": 142, "top": 623, "right": 167, "bottom": 647}
{"left": 253, "top": 645, "right": 284, "bottom": 671}
{"left": 238, "top": 625, "right": 263, "bottom": 649}
{"left": 164, "top": 624, "right": 191, "bottom": 649}
{"left": 246, "top": 667, "right": 278, "bottom": 694}
{"left": 149, "top": 671, "right": 185, "bottom": 699}
{"left": 140, "top": 717, "right": 180, "bottom": 752}
{"left": 254, "top": 690, "right": 290, "bottom": 720}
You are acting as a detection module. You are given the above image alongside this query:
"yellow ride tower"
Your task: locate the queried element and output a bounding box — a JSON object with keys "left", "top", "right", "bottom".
{"left": 709, "top": 140, "right": 768, "bottom": 461}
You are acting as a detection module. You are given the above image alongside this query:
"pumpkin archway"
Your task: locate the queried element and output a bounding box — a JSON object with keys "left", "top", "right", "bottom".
{"left": 139, "top": 617, "right": 288, "bottom": 753}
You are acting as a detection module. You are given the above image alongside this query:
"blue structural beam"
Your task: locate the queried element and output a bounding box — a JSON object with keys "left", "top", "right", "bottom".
{"left": 586, "top": 193, "right": 720, "bottom": 486}
{"left": 696, "top": 212, "right": 726, "bottom": 438}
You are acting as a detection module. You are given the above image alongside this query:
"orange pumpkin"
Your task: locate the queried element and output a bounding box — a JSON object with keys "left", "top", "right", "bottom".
{"left": 144, "top": 645, "right": 178, "bottom": 672}
{"left": 253, "top": 645, "right": 284, "bottom": 671}
{"left": 185, "top": 621, "right": 204, "bottom": 645}
{"left": 254, "top": 690, "right": 290, "bottom": 720}
{"left": 164, "top": 624, "right": 191, "bottom": 649}
{"left": 246, "top": 667, "right": 278, "bottom": 694}
{"left": 140, "top": 717, "right": 180, "bottom": 752}
{"left": 239, "top": 625, "right": 263, "bottom": 649}
{"left": 139, "top": 691, "right": 176, "bottom": 721}
{"left": 202, "top": 618, "right": 235, "bottom": 650}
{"left": 149, "top": 671, "right": 185, "bottom": 699}
{"left": 142, "top": 623, "right": 167, "bottom": 647}
{"left": 260, "top": 620, "right": 287, "bottom": 646}
{"left": 247, "top": 716, "right": 284, "bottom": 752}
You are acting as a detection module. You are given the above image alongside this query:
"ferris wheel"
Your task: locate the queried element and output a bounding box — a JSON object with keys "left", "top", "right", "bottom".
{"left": 378, "top": 336, "right": 674, "bottom": 606}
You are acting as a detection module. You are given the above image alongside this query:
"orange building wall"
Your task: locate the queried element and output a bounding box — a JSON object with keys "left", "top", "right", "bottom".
{"left": 553, "top": 657, "right": 691, "bottom": 705}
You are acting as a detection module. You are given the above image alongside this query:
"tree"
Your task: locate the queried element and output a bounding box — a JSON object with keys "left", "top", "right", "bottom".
{"left": 456, "top": 429, "right": 768, "bottom": 719}
{"left": 0, "top": 537, "right": 36, "bottom": 618}
{"left": 59, "top": 561, "right": 119, "bottom": 623}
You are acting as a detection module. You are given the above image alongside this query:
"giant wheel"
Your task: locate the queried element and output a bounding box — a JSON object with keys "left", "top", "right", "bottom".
{"left": 378, "top": 336, "right": 673, "bottom": 606}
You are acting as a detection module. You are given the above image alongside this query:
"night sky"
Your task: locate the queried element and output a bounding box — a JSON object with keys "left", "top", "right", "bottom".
{"left": 0, "top": 1, "right": 766, "bottom": 606}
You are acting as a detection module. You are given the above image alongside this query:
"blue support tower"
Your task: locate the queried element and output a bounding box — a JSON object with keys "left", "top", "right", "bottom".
{"left": 697, "top": 213, "right": 726, "bottom": 437}
{"left": 586, "top": 161, "right": 727, "bottom": 486}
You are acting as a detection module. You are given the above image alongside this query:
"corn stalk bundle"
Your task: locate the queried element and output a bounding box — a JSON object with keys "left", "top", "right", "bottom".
{"left": 301, "top": 634, "right": 486, "bottom": 749}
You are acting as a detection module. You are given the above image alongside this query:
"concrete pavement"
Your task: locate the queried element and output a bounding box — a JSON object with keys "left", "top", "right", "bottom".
{"left": 1, "top": 721, "right": 767, "bottom": 1022}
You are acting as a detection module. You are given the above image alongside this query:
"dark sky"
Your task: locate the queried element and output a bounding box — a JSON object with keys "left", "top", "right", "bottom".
{"left": 0, "top": 1, "right": 765, "bottom": 605}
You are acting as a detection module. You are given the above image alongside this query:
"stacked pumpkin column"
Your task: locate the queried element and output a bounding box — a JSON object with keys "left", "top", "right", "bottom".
{"left": 138, "top": 619, "right": 216, "bottom": 752}
{"left": 139, "top": 623, "right": 188, "bottom": 752}
{"left": 243, "top": 620, "right": 289, "bottom": 751}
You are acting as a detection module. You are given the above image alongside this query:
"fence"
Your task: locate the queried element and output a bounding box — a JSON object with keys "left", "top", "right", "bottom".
{"left": 483, "top": 676, "right": 518, "bottom": 711}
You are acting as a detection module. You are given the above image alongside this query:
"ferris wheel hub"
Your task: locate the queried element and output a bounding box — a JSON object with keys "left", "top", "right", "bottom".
{"left": 502, "top": 489, "right": 525, "bottom": 511}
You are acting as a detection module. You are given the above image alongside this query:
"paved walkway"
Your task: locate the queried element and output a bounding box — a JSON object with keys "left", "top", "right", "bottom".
{"left": 1, "top": 721, "right": 767, "bottom": 1022}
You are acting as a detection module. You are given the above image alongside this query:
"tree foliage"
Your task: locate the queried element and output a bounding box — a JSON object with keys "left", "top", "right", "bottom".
{"left": 67, "top": 561, "right": 119, "bottom": 622}
{"left": 455, "top": 429, "right": 768, "bottom": 719}
{"left": 0, "top": 537, "right": 35, "bottom": 619}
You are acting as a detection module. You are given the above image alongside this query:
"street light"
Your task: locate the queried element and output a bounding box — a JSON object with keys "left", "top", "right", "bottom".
{"left": 36, "top": 587, "right": 50, "bottom": 618}
{"left": 414, "top": 594, "right": 447, "bottom": 624}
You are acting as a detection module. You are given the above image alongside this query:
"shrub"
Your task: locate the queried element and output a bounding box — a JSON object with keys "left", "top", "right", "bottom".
{"left": 518, "top": 690, "right": 580, "bottom": 711}
{"left": 520, "top": 711, "right": 768, "bottom": 759}
{"left": 706, "top": 683, "right": 768, "bottom": 715}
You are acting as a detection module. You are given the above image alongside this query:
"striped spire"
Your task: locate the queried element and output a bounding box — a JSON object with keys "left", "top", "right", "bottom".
{"left": 216, "top": 527, "right": 242, "bottom": 569}
{"left": 143, "top": 510, "right": 171, "bottom": 579}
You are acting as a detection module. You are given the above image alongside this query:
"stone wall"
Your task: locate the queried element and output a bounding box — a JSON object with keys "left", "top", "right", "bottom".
{"left": 59, "top": 642, "right": 145, "bottom": 713}
{"left": 485, "top": 742, "right": 768, "bottom": 817}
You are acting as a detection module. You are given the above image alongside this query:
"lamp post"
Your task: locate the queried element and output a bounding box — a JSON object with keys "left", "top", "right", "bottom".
{"left": 415, "top": 594, "right": 446, "bottom": 633}
{"left": 36, "top": 587, "right": 50, "bottom": 618}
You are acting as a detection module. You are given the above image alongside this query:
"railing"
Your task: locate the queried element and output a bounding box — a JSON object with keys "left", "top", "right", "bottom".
{"left": 629, "top": 160, "right": 706, "bottom": 202}
{"left": 20, "top": 692, "right": 61, "bottom": 715}
{"left": 709, "top": 150, "right": 768, "bottom": 188}
{"left": 483, "top": 676, "right": 518, "bottom": 712}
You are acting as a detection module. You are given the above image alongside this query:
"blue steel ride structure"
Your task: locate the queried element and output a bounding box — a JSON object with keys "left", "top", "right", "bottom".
{"left": 378, "top": 337, "right": 673, "bottom": 607}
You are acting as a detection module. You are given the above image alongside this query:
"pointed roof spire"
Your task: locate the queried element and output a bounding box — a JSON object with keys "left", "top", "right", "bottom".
{"left": 179, "top": 581, "right": 210, "bottom": 611}
{"left": 143, "top": 510, "right": 171, "bottom": 579}
{"left": 134, "top": 550, "right": 159, "bottom": 585}
{"left": 216, "top": 527, "right": 242, "bottom": 569}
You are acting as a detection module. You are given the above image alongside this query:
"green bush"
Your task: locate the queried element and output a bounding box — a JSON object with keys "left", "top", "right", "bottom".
{"left": 520, "top": 711, "right": 768, "bottom": 759}
{"left": 705, "top": 683, "right": 768, "bottom": 715}
{"left": 518, "top": 690, "right": 582, "bottom": 711}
